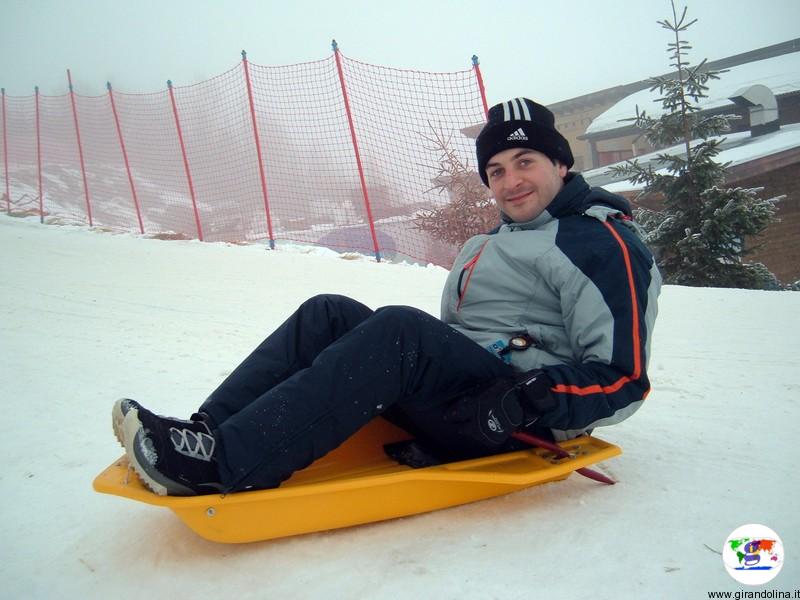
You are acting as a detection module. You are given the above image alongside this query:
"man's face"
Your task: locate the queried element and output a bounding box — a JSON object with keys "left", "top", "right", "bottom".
{"left": 485, "top": 148, "right": 567, "bottom": 223}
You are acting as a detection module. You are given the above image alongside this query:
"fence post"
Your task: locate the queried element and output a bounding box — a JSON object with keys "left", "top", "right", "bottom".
{"left": 167, "top": 79, "right": 204, "bottom": 241}
{"left": 35, "top": 86, "right": 44, "bottom": 223}
{"left": 1, "top": 88, "right": 9, "bottom": 214}
{"left": 472, "top": 55, "right": 489, "bottom": 118}
{"left": 67, "top": 70, "right": 94, "bottom": 227}
{"left": 331, "top": 39, "right": 381, "bottom": 263}
{"left": 107, "top": 82, "right": 144, "bottom": 234}
{"left": 241, "top": 50, "right": 275, "bottom": 249}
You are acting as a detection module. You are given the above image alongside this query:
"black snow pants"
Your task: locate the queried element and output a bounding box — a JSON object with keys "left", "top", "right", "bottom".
{"left": 198, "top": 294, "right": 516, "bottom": 492}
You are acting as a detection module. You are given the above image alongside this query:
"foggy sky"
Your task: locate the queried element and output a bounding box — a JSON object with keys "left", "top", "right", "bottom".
{"left": 2, "top": 0, "right": 798, "bottom": 105}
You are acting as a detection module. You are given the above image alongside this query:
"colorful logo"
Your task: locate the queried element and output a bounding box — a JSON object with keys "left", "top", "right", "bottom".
{"left": 722, "top": 524, "right": 784, "bottom": 585}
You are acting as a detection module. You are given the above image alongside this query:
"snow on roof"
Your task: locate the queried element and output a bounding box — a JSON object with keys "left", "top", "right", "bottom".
{"left": 586, "top": 52, "right": 800, "bottom": 135}
{"left": 583, "top": 122, "right": 800, "bottom": 193}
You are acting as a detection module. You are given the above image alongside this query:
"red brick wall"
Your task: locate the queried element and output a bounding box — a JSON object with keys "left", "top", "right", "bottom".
{"left": 736, "top": 163, "right": 800, "bottom": 285}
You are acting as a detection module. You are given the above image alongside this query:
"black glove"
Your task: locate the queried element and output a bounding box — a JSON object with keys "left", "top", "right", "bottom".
{"left": 444, "top": 378, "right": 523, "bottom": 447}
{"left": 515, "top": 370, "right": 558, "bottom": 418}
{"left": 444, "top": 370, "right": 557, "bottom": 448}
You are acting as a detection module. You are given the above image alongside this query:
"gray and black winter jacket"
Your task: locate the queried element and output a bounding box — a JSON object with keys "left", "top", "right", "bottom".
{"left": 441, "top": 173, "right": 661, "bottom": 440}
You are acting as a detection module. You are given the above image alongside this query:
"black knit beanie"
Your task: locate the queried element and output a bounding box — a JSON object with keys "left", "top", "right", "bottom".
{"left": 475, "top": 98, "right": 574, "bottom": 185}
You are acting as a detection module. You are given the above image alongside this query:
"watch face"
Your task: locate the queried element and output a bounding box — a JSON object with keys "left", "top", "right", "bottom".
{"left": 511, "top": 337, "right": 528, "bottom": 349}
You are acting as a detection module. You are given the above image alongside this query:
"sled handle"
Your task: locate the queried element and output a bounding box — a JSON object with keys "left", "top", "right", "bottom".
{"left": 512, "top": 432, "right": 616, "bottom": 485}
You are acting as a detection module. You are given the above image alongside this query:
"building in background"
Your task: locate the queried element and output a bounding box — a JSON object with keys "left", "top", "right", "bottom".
{"left": 551, "top": 38, "right": 800, "bottom": 171}
{"left": 566, "top": 39, "right": 800, "bottom": 284}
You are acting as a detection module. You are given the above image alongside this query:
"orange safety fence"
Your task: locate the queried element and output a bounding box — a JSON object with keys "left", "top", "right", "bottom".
{"left": 0, "top": 46, "right": 490, "bottom": 267}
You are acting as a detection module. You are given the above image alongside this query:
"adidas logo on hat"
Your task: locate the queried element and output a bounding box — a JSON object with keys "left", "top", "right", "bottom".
{"left": 507, "top": 128, "right": 528, "bottom": 141}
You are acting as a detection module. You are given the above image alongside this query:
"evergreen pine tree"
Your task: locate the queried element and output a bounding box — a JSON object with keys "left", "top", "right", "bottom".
{"left": 611, "top": 1, "right": 782, "bottom": 289}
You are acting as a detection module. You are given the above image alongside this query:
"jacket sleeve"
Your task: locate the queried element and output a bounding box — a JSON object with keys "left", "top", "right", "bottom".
{"left": 534, "top": 217, "right": 660, "bottom": 434}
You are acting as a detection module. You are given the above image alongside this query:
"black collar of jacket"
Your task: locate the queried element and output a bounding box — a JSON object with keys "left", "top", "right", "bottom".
{"left": 546, "top": 173, "right": 633, "bottom": 219}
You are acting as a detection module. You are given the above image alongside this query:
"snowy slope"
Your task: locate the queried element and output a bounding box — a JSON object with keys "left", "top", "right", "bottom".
{"left": 1, "top": 215, "right": 798, "bottom": 599}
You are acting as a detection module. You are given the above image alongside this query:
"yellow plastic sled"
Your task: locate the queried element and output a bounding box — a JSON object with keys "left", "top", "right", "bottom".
{"left": 93, "top": 418, "right": 621, "bottom": 544}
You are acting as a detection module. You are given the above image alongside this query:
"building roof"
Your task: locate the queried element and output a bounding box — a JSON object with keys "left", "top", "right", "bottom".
{"left": 582, "top": 122, "right": 800, "bottom": 193}
{"left": 549, "top": 38, "right": 800, "bottom": 116}
{"left": 585, "top": 52, "right": 800, "bottom": 137}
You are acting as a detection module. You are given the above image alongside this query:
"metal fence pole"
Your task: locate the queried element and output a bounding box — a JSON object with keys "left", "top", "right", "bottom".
{"left": 107, "top": 82, "right": 144, "bottom": 234}
{"left": 35, "top": 86, "right": 43, "bottom": 223}
{"left": 241, "top": 50, "right": 276, "bottom": 249}
{"left": 167, "top": 79, "right": 204, "bottom": 241}
{"left": 472, "top": 55, "right": 489, "bottom": 118}
{"left": 67, "top": 70, "right": 94, "bottom": 226}
{"left": 1, "top": 88, "right": 9, "bottom": 214}
{"left": 332, "top": 40, "right": 381, "bottom": 263}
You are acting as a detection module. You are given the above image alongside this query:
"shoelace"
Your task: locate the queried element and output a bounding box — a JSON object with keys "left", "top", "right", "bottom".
{"left": 169, "top": 426, "right": 215, "bottom": 462}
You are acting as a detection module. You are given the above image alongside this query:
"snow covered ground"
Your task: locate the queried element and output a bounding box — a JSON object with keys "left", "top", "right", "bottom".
{"left": 1, "top": 215, "right": 798, "bottom": 599}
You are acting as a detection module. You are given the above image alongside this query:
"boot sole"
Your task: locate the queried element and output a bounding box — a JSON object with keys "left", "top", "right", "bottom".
{"left": 112, "top": 398, "right": 140, "bottom": 448}
{"left": 112, "top": 400, "right": 127, "bottom": 447}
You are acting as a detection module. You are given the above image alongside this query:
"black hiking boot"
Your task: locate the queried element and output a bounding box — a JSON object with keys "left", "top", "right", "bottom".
{"left": 122, "top": 404, "right": 224, "bottom": 496}
{"left": 112, "top": 398, "right": 212, "bottom": 447}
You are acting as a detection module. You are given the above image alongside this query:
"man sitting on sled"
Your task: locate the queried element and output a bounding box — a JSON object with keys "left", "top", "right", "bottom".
{"left": 114, "top": 98, "right": 661, "bottom": 496}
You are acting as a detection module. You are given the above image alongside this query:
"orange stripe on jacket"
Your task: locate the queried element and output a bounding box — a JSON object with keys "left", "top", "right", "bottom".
{"left": 456, "top": 240, "right": 489, "bottom": 312}
{"left": 551, "top": 220, "right": 643, "bottom": 397}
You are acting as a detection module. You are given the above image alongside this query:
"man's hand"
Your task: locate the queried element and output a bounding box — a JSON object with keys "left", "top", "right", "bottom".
{"left": 444, "top": 379, "right": 523, "bottom": 447}
{"left": 444, "top": 370, "right": 557, "bottom": 448}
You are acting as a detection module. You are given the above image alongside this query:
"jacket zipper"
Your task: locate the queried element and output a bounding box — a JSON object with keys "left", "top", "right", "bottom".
{"left": 456, "top": 240, "right": 488, "bottom": 311}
